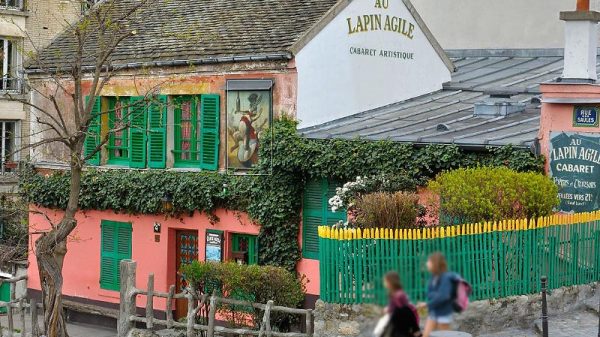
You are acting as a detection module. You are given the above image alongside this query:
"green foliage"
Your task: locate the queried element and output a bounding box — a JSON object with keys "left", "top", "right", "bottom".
{"left": 428, "top": 167, "right": 559, "bottom": 224}
{"left": 180, "top": 261, "right": 305, "bottom": 330}
{"left": 354, "top": 192, "right": 421, "bottom": 229}
{"left": 20, "top": 118, "right": 544, "bottom": 270}
{"left": 0, "top": 194, "right": 28, "bottom": 261}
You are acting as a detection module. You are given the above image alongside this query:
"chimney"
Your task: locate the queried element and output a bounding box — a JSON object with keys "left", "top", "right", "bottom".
{"left": 560, "top": 0, "right": 600, "bottom": 82}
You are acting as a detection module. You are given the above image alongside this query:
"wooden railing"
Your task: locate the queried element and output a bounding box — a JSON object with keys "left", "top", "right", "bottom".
{"left": 119, "top": 260, "right": 313, "bottom": 337}
{"left": 0, "top": 275, "right": 44, "bottom": 337}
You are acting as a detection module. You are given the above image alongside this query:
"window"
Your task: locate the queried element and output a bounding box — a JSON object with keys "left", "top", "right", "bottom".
{"left": 173, "top": 96, "right": 201, "bottom": 167}
{"left": 231, "top": 234, "right": 258, "bottom": 265}
{"left": 0, "top": 0, "right": 24, "bottom": 10}
{"left": 0, "top": 39, "right": 21, "bottom": 92}
{"left": 0, "top": 121, "right": 17, "bottom": 174}
{"left": 107, "top": 97, "right": 130, "bottom": 165}
{"left": 173, "top": 95, "right": 220, "bottom": 170}
{"left": 302, "top": 179, "right": 346, "bottom": 259}
{"left": 85, "top": 94, "right": 218, "bottom": 170}
{"left": 100, "top": 220, "right": 132, "bottom": 291}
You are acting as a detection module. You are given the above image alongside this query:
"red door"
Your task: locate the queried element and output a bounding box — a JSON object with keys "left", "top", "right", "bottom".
{"left": 175, "top": 230, "right": 199, "bottom": 319}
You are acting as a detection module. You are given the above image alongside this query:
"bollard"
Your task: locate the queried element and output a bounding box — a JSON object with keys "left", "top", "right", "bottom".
{"left": 541, "top": 276, "right": 549, "bottom": 337}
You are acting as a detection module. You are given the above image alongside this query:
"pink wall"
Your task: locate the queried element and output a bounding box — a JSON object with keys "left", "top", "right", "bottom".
{"left": 29, "top": 207, "right": 260, "bottom": 310}
{"left": 29, "top": 207, "right": 322, "bottom": 311}
{"left": 539, "top": 83, "right": 600, "bottom": 172}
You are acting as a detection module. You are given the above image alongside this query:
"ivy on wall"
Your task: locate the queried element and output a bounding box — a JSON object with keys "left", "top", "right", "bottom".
{"left": 20, "top": 118, "right": 545, "bottom": 270}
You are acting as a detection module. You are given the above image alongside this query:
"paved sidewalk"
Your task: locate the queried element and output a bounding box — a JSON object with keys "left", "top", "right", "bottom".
{"left": 477, "top": 310, "right": 598, "bottom": 337}
{"left": 0, "top": 313, "right": 116, "bottom": 337}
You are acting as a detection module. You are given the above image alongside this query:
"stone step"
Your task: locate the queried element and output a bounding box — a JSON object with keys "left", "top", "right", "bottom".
{"left": 583, "top": 295, "right": 599, "bottom": 316}
{"left": 534, "top": 311, "right": 598, "bottom": 336}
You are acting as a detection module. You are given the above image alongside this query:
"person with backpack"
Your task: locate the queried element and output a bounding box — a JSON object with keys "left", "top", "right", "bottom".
{"left": 420, "top": 252, "right": 455, "bottom": 337}
{"left": 374, "top": 271, "right": 422, "bottom": 337}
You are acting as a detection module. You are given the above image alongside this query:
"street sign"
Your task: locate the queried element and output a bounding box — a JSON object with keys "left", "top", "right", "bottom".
{"left": 573, "top": 106, "right": 599, "bottom": 127}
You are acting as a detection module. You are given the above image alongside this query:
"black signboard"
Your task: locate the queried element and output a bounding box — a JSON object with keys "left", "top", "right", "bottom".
{"left": 573, "top": 106, "right": 600, "bottom": 128}
{"left": 205, "top": 230, "right": 223, "bottom": 262}
{"left": 549, "top": 132, "right": 600, "bottom": 213}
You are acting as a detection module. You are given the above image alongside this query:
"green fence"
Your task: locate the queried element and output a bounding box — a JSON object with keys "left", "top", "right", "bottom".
{"left": 318, "top": 212, "right": 600, "bottom": 305}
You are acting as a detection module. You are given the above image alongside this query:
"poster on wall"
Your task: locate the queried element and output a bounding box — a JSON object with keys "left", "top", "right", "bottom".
{"left": 549, "top": 132, "right": 600, "bottom": 213}
{"left": 226, "top": 90, "right": 272, "bottom": 170}
{"left": 205, "top": 231, "right": 223, "bottom": 262}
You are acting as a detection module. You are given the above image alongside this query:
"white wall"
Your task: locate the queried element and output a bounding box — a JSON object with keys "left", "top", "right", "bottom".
{"left": 411, "top": 0, "right": 600, "bottom": 50}
{"left": 296, "top": 0, "right": 451, "bottom": 128}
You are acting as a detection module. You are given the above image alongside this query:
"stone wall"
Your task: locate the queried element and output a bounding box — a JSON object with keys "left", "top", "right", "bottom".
{"left": 313, "top": 282, "right": 598, "bottom": 337}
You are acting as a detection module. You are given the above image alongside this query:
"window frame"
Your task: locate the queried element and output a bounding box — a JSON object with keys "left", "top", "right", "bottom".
{"left": 0, "top": 120, "right": 18, "bottom": 174}
{"left": 172, "top": 95, "right": 202, "bottom": 168}
{"left": 106, "top": 97, "right": 131, "bottom": 166}
{"left": 0, "top": 38, "right": 21, "bottom": 92}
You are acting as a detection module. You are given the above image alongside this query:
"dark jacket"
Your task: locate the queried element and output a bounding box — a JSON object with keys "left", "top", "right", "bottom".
{"left": 384, "top": 306, "right": 421, "bottom": 337}
{"left": 426, "top": 272, "right": 455, "bottom": 316}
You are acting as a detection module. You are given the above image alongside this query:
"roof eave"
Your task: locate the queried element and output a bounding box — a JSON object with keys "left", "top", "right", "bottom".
{"left": 25, "top": 52, "right": 294, "bottom": 75}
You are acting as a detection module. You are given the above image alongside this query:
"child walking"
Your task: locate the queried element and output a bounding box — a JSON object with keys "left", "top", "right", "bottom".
{"left": 377, "top": 271, "right": 421, "bottom": 337}
{"left": 421, "top": 252, "right": 454, "bottom": 337}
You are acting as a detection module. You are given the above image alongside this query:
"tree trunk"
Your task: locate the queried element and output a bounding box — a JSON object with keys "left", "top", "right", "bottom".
{"left": 34, "top": 159, "right": 83, "bottom": 337}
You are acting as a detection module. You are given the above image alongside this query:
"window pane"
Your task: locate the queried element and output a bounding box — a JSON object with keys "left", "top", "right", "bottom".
{"left": 1, "top": 121, "right": 16, "bottom": 172}
{"left": 180, "top": 101, "right": 192, "bottom": 161}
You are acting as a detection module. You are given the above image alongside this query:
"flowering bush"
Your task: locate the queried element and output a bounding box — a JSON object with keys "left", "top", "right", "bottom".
{"left": 329, "top": 174, "right": 422, "bottom": 228}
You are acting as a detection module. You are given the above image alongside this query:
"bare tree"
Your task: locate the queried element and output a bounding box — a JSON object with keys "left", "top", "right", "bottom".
{"left": 8, "top": 1, "right": 157, "bottom": 336}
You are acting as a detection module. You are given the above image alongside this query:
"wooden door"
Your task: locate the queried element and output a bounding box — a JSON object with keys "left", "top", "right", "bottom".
{"left": 175, "top": 230, "right": 199, "bottom": 319}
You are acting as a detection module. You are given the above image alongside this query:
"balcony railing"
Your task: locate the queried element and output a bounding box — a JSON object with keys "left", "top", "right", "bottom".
{"left": 0, "top": 0, "right": 24, "bottom": 11}
{"left": 0, "top": 77, "right": 22, "bottom": 93}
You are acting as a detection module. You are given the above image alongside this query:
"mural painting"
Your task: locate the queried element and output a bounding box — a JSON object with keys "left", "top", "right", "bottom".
{"left": 226, "top": 90, "right": 272, "bottom": 169}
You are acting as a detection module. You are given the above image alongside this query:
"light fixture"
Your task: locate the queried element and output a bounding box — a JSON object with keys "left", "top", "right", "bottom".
{"left": 161, "top": 192, "right": 173, "bottom": 213}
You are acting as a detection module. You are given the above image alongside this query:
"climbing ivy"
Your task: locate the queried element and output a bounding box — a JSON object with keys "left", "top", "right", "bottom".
{"left": 20, "top": 118, "right": 544, "bottom": 270}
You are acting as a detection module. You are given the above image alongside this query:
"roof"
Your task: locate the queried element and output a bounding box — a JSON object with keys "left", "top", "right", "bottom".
{"left": 27, "top": 0, "right": 338, "bottom": 71}
{"left": 289, "top": 0, "right": 455, "bottom": 72}
{"left": 299, "top": 49, "right": 580, "bottom": 148}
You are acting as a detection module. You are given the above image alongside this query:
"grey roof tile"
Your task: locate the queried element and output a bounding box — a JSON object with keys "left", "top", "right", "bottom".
{"left": 299, "top": 50, "right": 592, "bottom": 148}
{"left": 27, "top": 0, "right": 338, "bottom": 70}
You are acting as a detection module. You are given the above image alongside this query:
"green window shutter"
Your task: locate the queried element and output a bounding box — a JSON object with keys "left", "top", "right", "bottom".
{"left": 129, "top": 96, "right": 147, "bottom": 168}
{"left": 302, "top": 179, "right": 326, "bottom": 259}
{"left": 302, "top": 179, "right": 346, "bottom": 259}
{"left": 84, "top": 96, "right": 101, "bottom": 166}
{"left": 148, "top": 96, "right": 167, "bottom": 169}
{"left": 199, "top": 95, "right": 220, "bottom": 171}
{"left": 100, "top": 220, "right": 132, "bottom": 291}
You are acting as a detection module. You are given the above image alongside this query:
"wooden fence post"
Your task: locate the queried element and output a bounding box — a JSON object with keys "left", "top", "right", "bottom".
{"left": 185, "top": 284, "right": 196, "bottom": 337}
{"left": 306, "top": 309, "right": 313, "bottom": 336}
{"left": 31, "top": 298, "right": 40, "bottom": 337}
{"left": 258, "top": 300, "right": 273, "bottom": 337}
{"left": 207, "top": 290, "right": 217, "bottom": 337}
{"left": 146, "top": 274, "right": 154, "bottom": 330}
{"left": 118, "top": 260, "right": 137, "bottom": 337}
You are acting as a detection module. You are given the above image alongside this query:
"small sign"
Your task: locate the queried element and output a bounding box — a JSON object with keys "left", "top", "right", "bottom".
{"left": 573, "top": 106, "right": 599, "bottom": 127}
{"left": 549, "top": 132, "right": 600, "bottom": 213}
{"left": 153, "top": 222, "right": 161, "bottom": 233}
{"left": 205, "top": 231, "right": 223, "bottom": 262}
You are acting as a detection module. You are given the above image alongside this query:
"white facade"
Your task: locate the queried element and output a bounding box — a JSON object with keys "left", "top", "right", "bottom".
{"left": 296, "top": 0, "right": 452, "bottom": 128}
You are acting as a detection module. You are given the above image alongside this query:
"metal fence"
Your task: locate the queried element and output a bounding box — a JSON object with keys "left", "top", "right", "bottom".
{"left": 119, "top": 260, "right": 313, "bottom": 337}
{"left": 318, "top": 212, "right": 600, "bottom": 305}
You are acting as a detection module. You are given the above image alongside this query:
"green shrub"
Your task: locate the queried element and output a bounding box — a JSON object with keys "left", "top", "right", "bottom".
{"left": 180, "top": 261, "right": 305, "bottom": 330}
{"left": 353, "top": 192, "right": 421, "bottom": 229}
{"left": 428, "top": 167, "right": 559, "bottom": 224}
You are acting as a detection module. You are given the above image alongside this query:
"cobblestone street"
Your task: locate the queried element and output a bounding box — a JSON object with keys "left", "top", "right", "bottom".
{"left": 477, "top": 309, "right": 598, "bottom": 337}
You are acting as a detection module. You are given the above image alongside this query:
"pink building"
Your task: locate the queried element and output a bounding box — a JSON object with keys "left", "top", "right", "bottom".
{"left": 24, "top": 0, "right": 600, "bottom": 327}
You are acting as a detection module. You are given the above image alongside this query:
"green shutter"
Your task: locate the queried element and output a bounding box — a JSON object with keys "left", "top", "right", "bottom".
{"left": 302, "top": 179, "right": 346, "bottom": 259}
{"left": 199, "top": 95, "right": 220, "bottom": 171}
{"left": 84, "top": 96, "right": 101, "bottom": 166}
{"left": 100, "top": 220, "right": 132, "bottom": 291}
{"left": 129, "top": 96, "right": 147, "bottom": 168}
{"left": 148, "top": 96, "right": 167, "bottom": 169}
